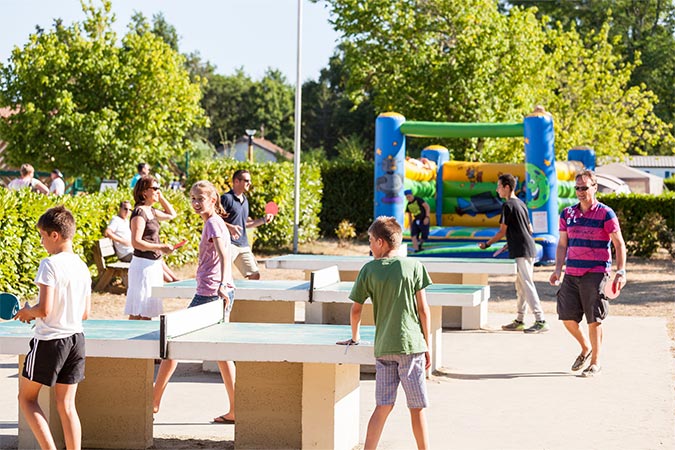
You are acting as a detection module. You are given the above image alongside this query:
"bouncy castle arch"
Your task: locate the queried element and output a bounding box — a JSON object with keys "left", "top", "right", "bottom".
{"left": 373, "top": 111, "right": 559, "bottom": 261}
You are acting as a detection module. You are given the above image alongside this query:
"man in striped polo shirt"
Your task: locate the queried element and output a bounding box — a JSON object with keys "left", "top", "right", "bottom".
{"left": 550, "top": 170, "right": 626, "bottom": 377}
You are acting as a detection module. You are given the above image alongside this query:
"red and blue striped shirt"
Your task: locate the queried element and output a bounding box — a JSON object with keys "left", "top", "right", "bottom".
{"left": 559, "top": 202, "right": 620, "bottom": 276}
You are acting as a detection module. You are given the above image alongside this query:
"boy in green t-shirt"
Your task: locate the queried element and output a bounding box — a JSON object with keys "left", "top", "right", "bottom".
{"left": 338, "top": 216, "right": 432, "bottom": 449}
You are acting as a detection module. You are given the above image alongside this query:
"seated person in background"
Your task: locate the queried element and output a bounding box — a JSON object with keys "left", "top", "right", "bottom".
{"left": 49, "top": 169, "right": 65, "bottom": 195}
{"left": 8, "top": 163, "right": 49, "bottom": 194}
{"left": 404, "top": 189, "right": 431, "bottom": 252}
{"left": 105, "top": 200, "right": 179, "bottom": 282}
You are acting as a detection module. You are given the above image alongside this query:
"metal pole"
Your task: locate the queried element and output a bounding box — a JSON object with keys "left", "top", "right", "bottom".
{"left": 292, "top": 0, "right": 303, "bottom": 253}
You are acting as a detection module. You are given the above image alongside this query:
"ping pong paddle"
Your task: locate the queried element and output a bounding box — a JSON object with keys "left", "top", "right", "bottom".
{"left": 0, "top": 293, "right": 20, "bottom": 320}
{"left": 173, "top": 239, "right": 188, "bottom": 250}
{"left": 265, "top": 201, "right": 279, "bottom": 216}
{"left": 492, "top": 244, "right": 508, "bottom": 257}
{"left": 602, "top": 274, "right": 626, "bottom": 300}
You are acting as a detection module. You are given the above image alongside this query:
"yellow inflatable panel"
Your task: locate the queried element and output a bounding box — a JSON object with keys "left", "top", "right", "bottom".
{"left": 442, "top": 160, "right": 584, "bottom": 182}
{"left": 405, "top": 157, "right": 437, "bottom": 181}
{"left": 555, "top": 160, "right": 584, "bottom": 181}
{"left": 442, "top": 161, "right": 525, "bottom": 182}
{"left": 441, "top": 213, "right": 501, "bottom": 228}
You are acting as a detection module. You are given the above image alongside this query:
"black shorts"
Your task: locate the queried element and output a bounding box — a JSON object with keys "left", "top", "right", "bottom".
{"left": 557, "top": 272, "right": 609, "bottom": 324}
{"left": 22, "top": 333, "right": 86, "bottom": 386}
{"left": 411, "top": 220, "right": 430, "bottom": 240}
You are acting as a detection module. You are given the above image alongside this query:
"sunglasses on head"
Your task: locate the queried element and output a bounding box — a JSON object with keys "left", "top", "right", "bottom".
{"left": 574, "top": 185, "right": 595, "bottom": 191}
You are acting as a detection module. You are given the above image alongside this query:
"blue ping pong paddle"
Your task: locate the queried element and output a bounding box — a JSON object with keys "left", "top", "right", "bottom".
{"left": 0, "top": 293, "right": 20, "bottom": 320}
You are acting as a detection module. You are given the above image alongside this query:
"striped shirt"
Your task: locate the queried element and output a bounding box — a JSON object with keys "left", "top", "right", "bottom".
{"left": 559, "top": 202, "right": 620, "bottom": 276}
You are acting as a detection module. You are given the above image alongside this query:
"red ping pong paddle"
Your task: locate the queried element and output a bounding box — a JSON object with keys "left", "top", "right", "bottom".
{"left": 173, "top": 239, "right": 188, "bottom": 250}
{"left": 265, "top": 201, "right": 279, "bottom": 216}
{"left": 0, "top": 293, "right": 20, "bottom": 320}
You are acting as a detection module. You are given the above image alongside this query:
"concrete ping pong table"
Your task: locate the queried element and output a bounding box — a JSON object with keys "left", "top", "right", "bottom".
{"left": 152, "top": 266, "right": 490, "bottom": 372}
{"left": 265, "top": 254, "right": 516, "bottom": 328}
{"left": 0, "top": 299, "right": 376, "bottom": 450}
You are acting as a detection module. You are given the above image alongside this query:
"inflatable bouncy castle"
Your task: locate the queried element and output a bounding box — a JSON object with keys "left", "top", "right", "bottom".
{"left": 374, "top": 109, "right": 592, "bottom": 263}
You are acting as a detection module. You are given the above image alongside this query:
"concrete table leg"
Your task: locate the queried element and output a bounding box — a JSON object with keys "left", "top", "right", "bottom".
{"left": 235, "top": 362, "right": 361, "bottom": 450}
{"left": 18, "top": 356, "right": 153, "bottom": 450}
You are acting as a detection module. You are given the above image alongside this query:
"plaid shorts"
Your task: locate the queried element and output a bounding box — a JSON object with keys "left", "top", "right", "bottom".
{"left": 375, "top": 353, "right": 428, "bottom": 409}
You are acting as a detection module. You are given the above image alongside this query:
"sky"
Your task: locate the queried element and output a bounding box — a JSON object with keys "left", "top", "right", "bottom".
{"left": 1, "top": 0, "right": 342, "bottom": 82}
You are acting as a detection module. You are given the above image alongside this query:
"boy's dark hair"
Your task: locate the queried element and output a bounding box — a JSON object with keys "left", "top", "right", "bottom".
{"left": 133, "top": 175, "right": 158, "bottom": 205}
{"left": 368, "top": 216, "right": 402, "bottom": 249}
{"left": 137, "top": 162, "right": 148, "bottom": 173}
{"left": 37, "top": 205, "right": 76, "bottom": 240}
{"left": 498, "top": 173, "right": 516, "bottom": 191}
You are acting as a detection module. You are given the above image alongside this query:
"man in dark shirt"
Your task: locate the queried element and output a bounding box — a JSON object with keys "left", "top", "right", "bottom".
{"left": 220, "top": 170, "right": 274, "bottom": 280}
{"left": 404, "top": 189, "right": 431, "bottom": 252}
{"left": 479, "top": 174, "right": 548, "bottom": 333}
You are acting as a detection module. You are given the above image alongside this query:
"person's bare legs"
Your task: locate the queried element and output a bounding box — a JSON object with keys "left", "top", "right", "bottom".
{"left": 409, "top": 408, "right": 429, "bottom": 450}
{"left": 153, "top": 359, "right": 178, "bottom": 413}
{"left": 563, "top": 320, "right": 591, "bottom": 356}
{"left": 215, "top": 360, "right": 236, "bottom": 421}
{"left": 588, "top": 322, "right": 602, "bottom": 366}
{"left": 55, "top": 383, "right": 81, "bottom": 450}
{"left": 364, "top": 404, "right": 394, "bottom": 450}
{"left": 411, "top": 236, "right": 420, "bottom": 252}
{"left": 18, "top": 377, "right": 57, "bottom": 450}
{"left": 162, "top": 261, "right": 179, "bottom": 282}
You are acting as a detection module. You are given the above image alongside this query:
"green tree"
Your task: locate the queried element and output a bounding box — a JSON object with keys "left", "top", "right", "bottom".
{"left": 200, "top": 70, "right": 254, "bottom": 147}
{"left": 505, "top": 0, "right": 675, "bottom": 154}
{"left": 302, "top": 52, "right": 375, "bottom": 159}
{"left": 542, "top": 23, "right": 673, "bottom": 160}
{"left": 324, "top": 0, "right": 672, "bottom": 161}
{"left": 245, "top": 69, "right": 295, "bottom": 151}
{"left": 0, "top": 0, "right": 206, "bottom": 186}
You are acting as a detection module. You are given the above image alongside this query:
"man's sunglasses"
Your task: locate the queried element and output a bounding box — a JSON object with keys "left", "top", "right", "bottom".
{"left": 574, "top": 185, "right": 595, "bottom": 191}
{"left": 150, "top": 186, "right": 161, "bottom": 191}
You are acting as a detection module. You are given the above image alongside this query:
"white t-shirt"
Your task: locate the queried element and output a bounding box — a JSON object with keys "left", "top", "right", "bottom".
{"left": 49, "top": 177, "right": 65, "bottom": 195}
{"left": 107, "top": 215, "right": 133, "bottom": 257}
{"left": 8, "top": 178, "right": 36, "bottom": 191}
{"left": 33, "top": 252, "right": 91, "bottom": 340}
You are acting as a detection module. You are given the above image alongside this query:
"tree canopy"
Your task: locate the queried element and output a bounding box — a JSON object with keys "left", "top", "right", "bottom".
{"left": 0, "top": 0, "right": 206, "bottom": 184}
{"left": 324, "top": 0, "right": 673, "bottom": 161}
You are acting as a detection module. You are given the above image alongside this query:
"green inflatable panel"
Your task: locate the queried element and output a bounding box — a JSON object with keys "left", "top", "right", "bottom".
{"left": 401, "top": 121, "right": 524, "bottom": 138}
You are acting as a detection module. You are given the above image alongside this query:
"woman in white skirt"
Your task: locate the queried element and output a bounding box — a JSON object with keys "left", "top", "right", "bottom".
{"left": 125, "top": 175, "right": 177, "bottom": 320}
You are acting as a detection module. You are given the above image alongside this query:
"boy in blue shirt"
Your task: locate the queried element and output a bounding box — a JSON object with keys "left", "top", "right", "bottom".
{"left": 339, "top": 216, "right": 432, "bottom": 449}
{"left": 14, "top": 206, "right": 92, "bottom": 450}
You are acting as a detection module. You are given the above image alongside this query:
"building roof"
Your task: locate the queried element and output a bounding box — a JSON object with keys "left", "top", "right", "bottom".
{"left": 235, "top": 136, "right": 293, "bottom": 160}
{"left": 625, "top": 155, "right": 675, "bottom": 168}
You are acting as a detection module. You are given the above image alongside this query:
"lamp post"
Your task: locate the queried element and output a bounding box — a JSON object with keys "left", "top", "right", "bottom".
{"left": 245, "top": 129, "right": 257, "bottom": 162}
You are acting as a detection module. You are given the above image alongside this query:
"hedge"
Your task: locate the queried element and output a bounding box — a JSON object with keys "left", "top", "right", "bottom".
{"left": 0, "top": 160, "right": 322, "bottom": 300}
{"left": 599, "top": 192, "right": 675, "bottom": 257}
{"left": 319, "top": 160, "right": 374, "bottom": 237}
{"left": 664, "top": 177, "right": 675, "bottom": 192}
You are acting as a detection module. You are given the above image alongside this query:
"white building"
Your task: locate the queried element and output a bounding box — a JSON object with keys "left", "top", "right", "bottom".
{"left": 625, "top": 155, "right": 675, "bottom": 179}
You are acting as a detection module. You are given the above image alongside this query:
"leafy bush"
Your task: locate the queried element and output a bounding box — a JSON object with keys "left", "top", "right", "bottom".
{"left": 0, "top": 188, "right": 198, "bottom": 300}
{"left": 664, "top": 177, "right": 675, "bottom": 192}
{"left": 320, "top": 160, "right": 374, "bottom": 237}
{"left": 599, "top": 192, "right": 675, "bottom": 258}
